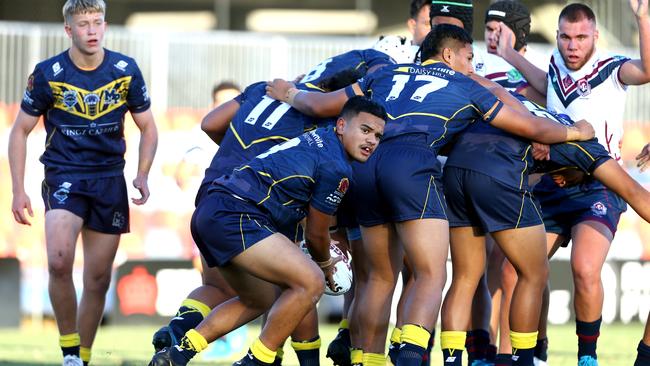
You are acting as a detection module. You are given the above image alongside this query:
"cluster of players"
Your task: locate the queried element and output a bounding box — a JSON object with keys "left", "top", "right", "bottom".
{"left": 8, "top": 1, "right": 650, "bottom": 366}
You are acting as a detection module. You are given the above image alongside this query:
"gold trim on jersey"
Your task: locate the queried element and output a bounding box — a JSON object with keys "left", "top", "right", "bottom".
{"left": 519, "top": 145, "right": 532, "bottom": 190}
{"left": 50, "top": 76, "right": 132, "bottom": 121}
{"left": 234, "top": 165, "right": 315, "bottom": 206}
{"left": 566, "top": 142, "right": 596, "bottom": 161}
{"left": 229, "top": 123, "right": 291, "bottom": 149}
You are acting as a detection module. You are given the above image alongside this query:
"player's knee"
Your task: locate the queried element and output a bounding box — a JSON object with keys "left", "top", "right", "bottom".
{"left": 299, "top": 267, "right": 325, "bottom": 303}
{"left": 83, "top": 270, "right": 112, "bottom": 293}
{"left": 571, "top": 264, "right": 601, "bottom": 289}
{"left": 47, "top": 258, "right": 73, "bottom": 279}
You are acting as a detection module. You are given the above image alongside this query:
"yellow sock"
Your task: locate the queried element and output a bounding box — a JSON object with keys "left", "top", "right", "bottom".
{"left": 363, "top": 352, "right": 386, "bottom": 366}
{"left": 339, "top": 318, "right": 350, "bottom": 330}
{"left": 251, "top": 338, "right": 277, "bottom": 364}
{"left": 181, "top": 329, "right": 209, "bottom": 353}
{"left": 181, "top": 298, "right": 211, "bottom": 317}
{"left": 510, "top": 331, "right": 538, "bottom": 350}
{"left": 351, "top": 348, "right": 364, "bottom": 365}
{"left": 59, "top": 333, "right": 80, "bottom": 348}
{"left": 440, "top": 331, "right": 466, "bottom": 350}
{"left": 79, "top": 347, "right": 91, "bottom": 363}
{"left": 401, "top": 324, "right": 430, "bottom": 348}
{"left": 291, "top": 336, "right": 321, "bottom": 351}
{"left": 390, "top": 328, "right": 402, "bottom": 344}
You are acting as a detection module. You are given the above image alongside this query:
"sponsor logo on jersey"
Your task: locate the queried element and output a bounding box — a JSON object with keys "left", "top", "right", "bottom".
{"left": 507, "top": 68, "right": 523, "bottom": 83}
{"left": 26, "top": 74, "right": 35, "bottom": 92}
{"left": 591, "top": 201, "right": 607, "bottom": 216}
{"left": 114, "top": 60, "right": 129, "bottom": 72}
{"left": 337, "top": 177, "right": 350, "bottom": 195}
{"left": 52, "top": 62, "right": 63, "bottom": 77}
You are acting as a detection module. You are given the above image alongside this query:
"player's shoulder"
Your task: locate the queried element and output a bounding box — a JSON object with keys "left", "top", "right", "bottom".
{"left": 103, "top": 49, "right": 142, "bottom": 75}
{"left": 33, "top": 50, "right": 69, "bottom": 80}
{"left": 241, "top": 81, "right": 267, "bottom": 98}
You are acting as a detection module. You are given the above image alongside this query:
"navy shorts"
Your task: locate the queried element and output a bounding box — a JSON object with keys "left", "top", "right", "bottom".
{"left": 355, "top": 134, "right": 447, "bottom": 227}
{"left": 534, "top": 175, "right": 627, "bottom": 240}
{"left": 533, "top": 138, "right": 611, "bottom": 174}
{"left": 444, "top": 167, "right": 543, "bottom": 233}
{"left": 41, "top": 175, "right": 130, "bottom": 234}
{"left": 191, "top": 189, "right": 280, "bottom": 267}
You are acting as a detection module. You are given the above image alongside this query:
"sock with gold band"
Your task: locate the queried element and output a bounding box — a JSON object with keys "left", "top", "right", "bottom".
{"left": 251, "top": 338, "right": 277, "bottom": 365}
{"left": 421, "top": 329, "right": 435, "bottom": 366}
{"left": 388, "top": 327, "right": 402, "bottom": 364}
{"left": 511, "top": 331, "right": 537, "bottom": 366}
{"left": 397, "top": 324, "right": 430, "bottom": 366}
{"left": 363, "top": 352, "right": 386, "bottom": 366}
{"left": 59, "top": 333, "right": 80, "bottom": 359}
{"left": 292, "top": 336, "right": 321, "bottom": 366}
{"left": 80, "top": 346, "right": 91, "bottom": 366}
{"left": 441, "top": 331, "right": 465, "bottom": 366}
{"left": 351, "top": 348, "right": 363, "bottom": 366}
{"left": 169, "top": 299, "right": 212, "bottom": 342}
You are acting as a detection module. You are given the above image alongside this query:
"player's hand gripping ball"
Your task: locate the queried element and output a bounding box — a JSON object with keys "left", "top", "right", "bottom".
{"left": 300, "top": 241, "right": 353, "bottom": 296}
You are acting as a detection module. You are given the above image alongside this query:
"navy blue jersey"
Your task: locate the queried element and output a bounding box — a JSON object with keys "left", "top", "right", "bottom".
{"left": 346, "top": 60, "right": 503, "bottom": 154}
{"left": 200, "top": 82, "right": 332, "bottom": 192}
{"left": 299, "top": 49, "right": 394, "bottom": 88}
{"left": 21, "top": 49, "right": 150, "bottom": 179}
{"left": 212, "top": 127, "right": 352, "bottom": 231}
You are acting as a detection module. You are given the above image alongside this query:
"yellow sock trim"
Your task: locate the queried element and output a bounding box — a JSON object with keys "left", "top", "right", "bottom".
{"left": 184, "top": 329, "right": 209, "bottom": 352}
{"left": 390, "top": 327, "right": 402, "bottom": 344}
{"left": 510, "top": 330, "right": 538, "bottom": 350}
{"left": 401, "top": 324, "right": 430, "bottom": 349}
{"left": 440, "top": 331, "right": 466, "bottom": 350}
{"left": 363, "top": 352, "right": 386, "bottom": 366}
{"left": 251, "top": 338, "right": 277, "bottom": 364}
{"left": 351, "top": 349, "right": 364, "bottom": 365}
{"left": 59, "top": 333, "right": 80, "bottom": 348}
{"left": 339, "top": 319, "right": 349, "bottom": 329}
{"left": 181, "top": 298, "right": 211, "bottom": 318}
{"left": 291, "top": 336, "right": 321, "bottom": 351}
{"left": 79, "top": 347, "right": 91, "bottom": 363}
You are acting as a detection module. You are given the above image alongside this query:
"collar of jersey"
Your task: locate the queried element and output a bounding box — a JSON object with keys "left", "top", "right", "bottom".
{"left": 421, "top": 59, "right": 443, "bottom": 66}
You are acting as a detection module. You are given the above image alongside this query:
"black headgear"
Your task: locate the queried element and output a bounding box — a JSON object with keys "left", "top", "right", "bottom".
{"left": 485, "top": 0, "right": 531, "bottom": 51}
{"left": 429, "top": 0, "right": 474, "bottom": 34}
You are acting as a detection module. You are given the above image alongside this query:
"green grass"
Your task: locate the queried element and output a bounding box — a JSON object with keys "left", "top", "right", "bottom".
{"left": 0, "top": 322, "right": 643, "bottom": 365}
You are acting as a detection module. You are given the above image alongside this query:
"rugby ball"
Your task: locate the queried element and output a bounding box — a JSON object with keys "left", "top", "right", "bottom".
{"left": 300, "top": 241, "right": 353, "bottom": 296}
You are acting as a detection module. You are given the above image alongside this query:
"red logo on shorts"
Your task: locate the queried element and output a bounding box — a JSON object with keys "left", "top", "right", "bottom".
{"left": 337, "top": 178, "right": 349, "bottom": 194}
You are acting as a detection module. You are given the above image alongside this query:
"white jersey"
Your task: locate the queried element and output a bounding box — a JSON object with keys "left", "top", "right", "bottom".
{"left": 546, "top": 48, "right": 630, "bottom": 161}
{"left": 481, "top": 52, "right": 528, "bottom": 92}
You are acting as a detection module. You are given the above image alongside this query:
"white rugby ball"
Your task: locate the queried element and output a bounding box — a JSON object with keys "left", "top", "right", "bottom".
{"left": 300, "top": 241, "right": 353, "bottom": 296}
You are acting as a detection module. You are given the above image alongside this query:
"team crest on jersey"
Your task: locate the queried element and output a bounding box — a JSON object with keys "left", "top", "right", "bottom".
{"left": 591, "top": 201, "right": 607, "bottom": 216}
{"left": 562, "top": 75, "right": 573, "bottom": 88}
{"left": 26, "top": 74, "right": 35, "bottom": 92}
{"left": 50, "top": 76, "right": 132, "bottom": 120}
{"left": 337, "top": 178, "right": 350, "bottom": 194}
{"left": 577, "top": 79, "right": 591, "bottom": 96}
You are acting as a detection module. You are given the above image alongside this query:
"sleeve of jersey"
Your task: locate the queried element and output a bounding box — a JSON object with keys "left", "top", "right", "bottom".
{"left": 344, "top": 75, "right": 371, "bottom": 98}
{"left": 310, "top": 165, "right": 350, "bottom": 216}
{"left": 548, "top": 139, "right": 612, "bottom": 174}
{"left": 364, "top": 49, "right": 394, "bottom": 69}
{"left": 20, "top": 67, "right": 52, "bottom": 116}
{"left": 469, "top": 82, "right": 504, "bottom": 123}
{"left": 612, "top": 56, "right": 632, "bottom": 89}
{"left": 126, "top": 61, "right": 152, "bottom": 113}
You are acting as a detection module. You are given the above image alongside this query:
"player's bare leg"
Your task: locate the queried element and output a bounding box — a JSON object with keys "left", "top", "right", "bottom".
{"left": 355, "top": 223, "right": 402, "bottom": 358}
{"left": 394, "top": 218, "right": 448, "bottom": 366}
{"left": 78, "top": 229, "right": 120, "bottom": 363}
{"left": 441, "top": 226, "right": 486, "bottom": 364}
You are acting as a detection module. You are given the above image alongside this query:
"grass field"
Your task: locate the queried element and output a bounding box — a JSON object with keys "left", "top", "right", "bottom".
{"left": 0, "top": 321, "right": 643, "bottom": 365}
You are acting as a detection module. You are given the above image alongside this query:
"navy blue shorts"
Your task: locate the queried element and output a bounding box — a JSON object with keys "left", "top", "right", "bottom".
{"left": 191, "top": 189, "right": 280, "bottom": 267}
{"left": 444, "top": 167, "right": 543, "bottom": 233}
{"left": 355, "top": 134, "right": 447, "bottom": 227}
{"left": 534, "top": 175, "right": 627, "bottom": 240}
{"left": 41, "top": 175, "right": 129, "bottom": 234}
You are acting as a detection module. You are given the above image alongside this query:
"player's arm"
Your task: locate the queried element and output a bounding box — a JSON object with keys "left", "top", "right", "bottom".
{"left": 490, "top": 105, "right": 594, "bottom": 144}
{"left": 201, "top": 99, "right": 240, "bottom": 144}
{"left": 266, "top": 78, "right": 357, "bottom": 117}
{"left": 496, "top": 22, "right": 548, "bottom": 96}
{"left": 619, "top": 0, "right": 650, "bottom": 85}
{"left": 131, "top": 108, "right": 158, "bottom": 205}
{"left": 8, "top": 110, "right": 40, "bottom": 226}
{"left": 470, "top": 74, "right": 529, "bottom": 113}
{"left": 305, "top": 204, "right": 340, "bottom": 292}
{"left": 593, "top": 158, "right": 650, "bottom": 224}
{"left": 636, "top": 143, "right": 650, "bottom": 171}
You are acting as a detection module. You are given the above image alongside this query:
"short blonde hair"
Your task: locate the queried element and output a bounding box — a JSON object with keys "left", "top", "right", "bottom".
{"left": 62, "top": 0, "right": 106, "bottom": 23}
